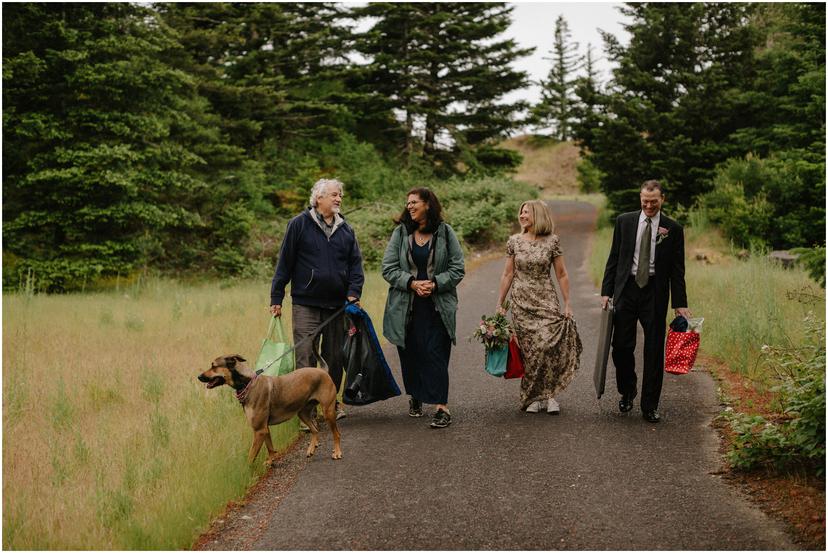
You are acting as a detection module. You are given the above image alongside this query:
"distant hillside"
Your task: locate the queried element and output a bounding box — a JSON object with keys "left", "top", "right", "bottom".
{"left": 500, "top": 135, "right": 581, "bottom": 195}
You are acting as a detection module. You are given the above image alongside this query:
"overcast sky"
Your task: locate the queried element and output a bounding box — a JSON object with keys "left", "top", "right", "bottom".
{"left": 503, "top": 2, "right": 630, "bottom": 105}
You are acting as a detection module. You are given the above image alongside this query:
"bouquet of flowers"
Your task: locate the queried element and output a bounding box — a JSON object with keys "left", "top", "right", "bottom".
{"left": 472, "top": 311, "right": 512, "bottom": 352}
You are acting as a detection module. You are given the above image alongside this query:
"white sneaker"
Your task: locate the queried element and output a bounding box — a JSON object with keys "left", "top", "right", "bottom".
{"left": 336, "top": 404, "right": 347, "bottom": 420}
{"left": 525, "top": 401, "right": 541, "bottom": 413}
{"left": 547, "top": 398, "right": 560, "bottom": 414}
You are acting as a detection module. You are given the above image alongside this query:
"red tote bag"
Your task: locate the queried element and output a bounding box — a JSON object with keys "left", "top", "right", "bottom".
{"left": 664, "top": 329, "right": 700, "bottom": 375}
{"left": 504, "top": 335, "right": 525, "bottom": 379}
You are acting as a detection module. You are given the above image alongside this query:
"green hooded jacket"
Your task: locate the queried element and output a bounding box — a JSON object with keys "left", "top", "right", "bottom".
{"left": 381, "top": 222, "right": 465, "bottom": 347}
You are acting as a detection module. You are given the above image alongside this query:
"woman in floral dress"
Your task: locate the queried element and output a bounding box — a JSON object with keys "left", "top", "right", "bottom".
{"left": 495, "top": 200, "right": 582, "bottom": 413}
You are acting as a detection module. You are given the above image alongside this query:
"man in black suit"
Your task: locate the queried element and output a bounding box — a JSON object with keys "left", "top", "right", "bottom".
{"left": 600, "top": 180, "right": 691, "bottom": 423}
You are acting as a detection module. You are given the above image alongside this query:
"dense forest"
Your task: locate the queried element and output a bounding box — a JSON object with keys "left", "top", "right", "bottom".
{"left": 3, "top": 2, "right": 825, "bottom": 291}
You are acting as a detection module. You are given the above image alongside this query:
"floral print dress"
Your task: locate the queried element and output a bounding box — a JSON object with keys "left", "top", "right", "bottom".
{"left": 506, "top": 233, "right": 583, "bottom": 409}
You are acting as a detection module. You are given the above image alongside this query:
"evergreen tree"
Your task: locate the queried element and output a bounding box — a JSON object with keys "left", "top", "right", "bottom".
{"left": 2, "top": 3, "right": 251, "bottom": 290}
{"left": 699, "top": 3, "right": 825, "bottom": 250}
{"left": 156, "top": 3, "right": 356, "bottom": 148}
{"left": 571, "top": 43, "right": 602, "bottom": 148}
{"left": 156, "top": 3, "right": 393, "bottom": 205}
{"left": 353, "top": 2, "right": 532, "bottom": 171}
{"left": 577, "top": 3, "right": 760, "bottom": 213}
{"left": 532, "top": 15, "right": 580, "bottom": 140}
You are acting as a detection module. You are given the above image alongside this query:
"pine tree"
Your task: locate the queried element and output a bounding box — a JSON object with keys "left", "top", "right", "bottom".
{"left": 576, "top": 3, "right": 760, "bottom": 213}
{"left": 352, "top": 2, "right": 532, "bottom": 171}
{"left": 2, "top": 3, "right": 249, "bottom": 290}
{"left": 571, "top": 43, "right": 602, "bottom": 148}
{"left": 532, "top": 15, "right": 580, "bottom": 140}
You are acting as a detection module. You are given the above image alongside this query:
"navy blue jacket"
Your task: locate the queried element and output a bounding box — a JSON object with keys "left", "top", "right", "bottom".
{"left": 270, "top": 209, "right": 364, "bottom": 309}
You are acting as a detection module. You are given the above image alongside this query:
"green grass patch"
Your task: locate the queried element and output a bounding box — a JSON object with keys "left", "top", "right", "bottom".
{"left": 3, "top": 273, "right": 389, "bottom": 549}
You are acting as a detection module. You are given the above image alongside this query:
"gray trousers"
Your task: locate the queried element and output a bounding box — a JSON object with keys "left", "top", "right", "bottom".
{"left": 291, "top": 303, "right": 346, "bottom": 394}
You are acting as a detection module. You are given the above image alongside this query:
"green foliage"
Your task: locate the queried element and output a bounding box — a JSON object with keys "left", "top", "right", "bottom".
{"left": 791, "top": 246, "right": 826, "bottom": 288}
{"left": 435, "top": 177, "right": 537, "bottom": 247}
{"left": 466, "top": 146, "right": 524, "bottom": 176}
{"left": 353, "top": 3, "right": 533, "bottom": 167}
{"left": 726, "top": 314, "right": 826, "bottom": 474}
{"left": 531, "top": 15, "right": 580, "bottom": 140}
{"left": 699, "top": 151, "right": 825, "bottom": 249}
{"left": 578, "top": 3, "right": 759, "bottom": 213}
{"left": 576, "top": 156, "right": 604, "bottom": 194}
{"left": 2, "top": 4, "right": 260, "bottom": 291}
{"left": 577, "top": 1, "right": 825, "bottom": 241}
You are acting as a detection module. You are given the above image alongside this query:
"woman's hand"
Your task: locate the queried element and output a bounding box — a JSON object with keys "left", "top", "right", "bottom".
{"left": 496, "top": 304, "right": 507, "bottom": 316}
{"left": 563, "top": 303, "right": 573, "bottom": 318}
{"left": 410, "top": 280, "right": 434, "bottom": 297}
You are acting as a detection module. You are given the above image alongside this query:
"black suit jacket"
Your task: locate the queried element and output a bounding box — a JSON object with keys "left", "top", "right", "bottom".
{"left": 601, "top": 211, "right": 688, "bottom": 318}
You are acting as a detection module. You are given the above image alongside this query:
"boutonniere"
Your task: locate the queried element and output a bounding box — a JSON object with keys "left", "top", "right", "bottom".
{"left": 656, "top": 226, "right": 669, "bottom": 245}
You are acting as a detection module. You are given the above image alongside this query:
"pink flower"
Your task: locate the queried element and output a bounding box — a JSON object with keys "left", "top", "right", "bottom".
{"left": 656, "top": 226, "right": 669, "bottom": 244}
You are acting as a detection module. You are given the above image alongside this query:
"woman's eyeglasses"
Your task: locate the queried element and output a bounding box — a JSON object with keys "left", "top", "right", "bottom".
{"left": 406, "top": 200, "right": 422, "bottom": 208}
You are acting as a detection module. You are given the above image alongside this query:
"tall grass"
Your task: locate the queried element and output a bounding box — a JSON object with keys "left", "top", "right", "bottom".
{"left": 588, "top": 210, "right": 825, "bottom": 381}
{"left": 3, "top": 274, "right": 388, "bottom": 549}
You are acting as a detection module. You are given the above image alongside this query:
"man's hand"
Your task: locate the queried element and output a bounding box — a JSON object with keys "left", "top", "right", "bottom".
{"left": 600, "top": 296, "right": 610, "bottom": 310}
{"left": 270, "top": 304, "right": 282, "bottom": 317}
{"left": 675, "top": 307, "right": 692, "bottom": 319}
{"left": 347, "top": 295, "right": 361, "bottom": 308}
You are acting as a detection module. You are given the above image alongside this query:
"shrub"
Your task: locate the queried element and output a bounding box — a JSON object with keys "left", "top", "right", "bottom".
{"left": 791, "top": 245, "right": 826, "bottom": 288}
{"left": 726, "top": 313, "right": 826, "bottom": 474}
{"left": 699, "top": 151, "right": 826, "bottom": 250}
{"left": 576, "top": 156, "right": 604, "bottom": 194}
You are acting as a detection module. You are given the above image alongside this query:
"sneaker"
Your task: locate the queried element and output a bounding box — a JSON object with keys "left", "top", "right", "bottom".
{"left": 430, "top": 409, "right": 451, "bottom": 428}
{"left": 299, "top": 421, "right": 310, "bottom": 432}
{"left": 336, "top": 403, "right": 347, "bottom": 420}
{"left": 525, "top": 401, "right": 541, "bottom": 413}
{"left": 547, "top": 398, "right": 560, "bottom": 415}
{"left": 408, "top": 397, "right": 423, "bottom": 418}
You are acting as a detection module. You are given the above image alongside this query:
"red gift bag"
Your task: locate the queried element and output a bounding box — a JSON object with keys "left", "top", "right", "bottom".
{"left": 504, "top": 335, "right": 525, "bottom": 379}
{"left": 664, "top": 329, "right": 700, "bottom": 374}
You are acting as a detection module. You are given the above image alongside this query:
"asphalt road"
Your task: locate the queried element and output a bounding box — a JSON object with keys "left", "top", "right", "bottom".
{"left": 241, "top": 201, "right": 794, "bottom": 550}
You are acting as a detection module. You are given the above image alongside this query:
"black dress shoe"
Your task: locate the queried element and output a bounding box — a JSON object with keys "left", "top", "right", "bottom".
{"left": 619, "top": 393, "right": 635, "bottom": 413}
{"left": 642, "top": 410, "right": 661, "bottom": 423}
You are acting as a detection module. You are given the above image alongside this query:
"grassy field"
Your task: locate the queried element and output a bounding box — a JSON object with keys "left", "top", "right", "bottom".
{"left": 588, "top": 210, "right": 825, "bottom": 382}
{"left": 2, "top": 273, "right": 389, "bottom": 550}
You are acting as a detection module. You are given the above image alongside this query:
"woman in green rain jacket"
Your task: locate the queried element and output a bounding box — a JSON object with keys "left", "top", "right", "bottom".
{"left": 382, "top": 187, "right": 465, "bottom": 429}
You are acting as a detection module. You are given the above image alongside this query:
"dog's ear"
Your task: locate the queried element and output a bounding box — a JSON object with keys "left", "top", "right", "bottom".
{"left": 226, "top": 354, "right": 246, "bottom": 368}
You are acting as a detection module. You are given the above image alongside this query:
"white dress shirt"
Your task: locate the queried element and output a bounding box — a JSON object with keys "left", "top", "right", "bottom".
{"left": 631, "top": 211, "right": 660, "bottom": 277}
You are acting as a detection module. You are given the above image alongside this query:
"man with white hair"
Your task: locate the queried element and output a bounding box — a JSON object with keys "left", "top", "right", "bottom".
{"left": 270, "top": 178, "right": 364, "bottom": 420}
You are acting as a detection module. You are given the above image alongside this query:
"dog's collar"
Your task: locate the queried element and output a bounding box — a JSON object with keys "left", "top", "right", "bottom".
{"left": 235, "top": 374, "right": 258, "bottom": 405}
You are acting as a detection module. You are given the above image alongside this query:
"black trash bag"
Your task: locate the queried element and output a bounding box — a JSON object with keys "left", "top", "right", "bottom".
{"left": 342, "top": 304, "right": 401, "bottom": 405}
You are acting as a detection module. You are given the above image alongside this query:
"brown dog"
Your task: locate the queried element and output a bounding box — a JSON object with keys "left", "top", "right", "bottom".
{"left": 197, "top": 354, "right": 342, "bottom": 463}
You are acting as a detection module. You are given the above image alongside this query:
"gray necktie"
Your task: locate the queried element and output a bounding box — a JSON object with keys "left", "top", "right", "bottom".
{"left": 636, "top": 217, "right": 652, "bottom": 288}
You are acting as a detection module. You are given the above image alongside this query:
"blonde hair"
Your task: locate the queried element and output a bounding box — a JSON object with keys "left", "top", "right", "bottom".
{"left": 519, "top": 200, "right": 555, "bottom": 236}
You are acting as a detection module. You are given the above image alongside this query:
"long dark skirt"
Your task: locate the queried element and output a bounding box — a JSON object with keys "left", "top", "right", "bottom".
{"left": 397, "top": 297, "right": 451, "bottom": 405}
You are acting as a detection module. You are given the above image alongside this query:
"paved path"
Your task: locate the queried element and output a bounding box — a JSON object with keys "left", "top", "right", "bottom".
{"left": 251, "top": 201, "right": 794, "bottom": 550}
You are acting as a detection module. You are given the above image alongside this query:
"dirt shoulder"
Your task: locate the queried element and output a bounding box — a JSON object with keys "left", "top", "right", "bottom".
{"left": 707, "top": 355, "right": 826, "bottom": 550}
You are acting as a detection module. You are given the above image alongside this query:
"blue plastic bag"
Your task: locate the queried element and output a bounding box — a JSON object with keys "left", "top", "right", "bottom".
{"left": 485, "top": 346, "right": 508, "bottom": 377}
